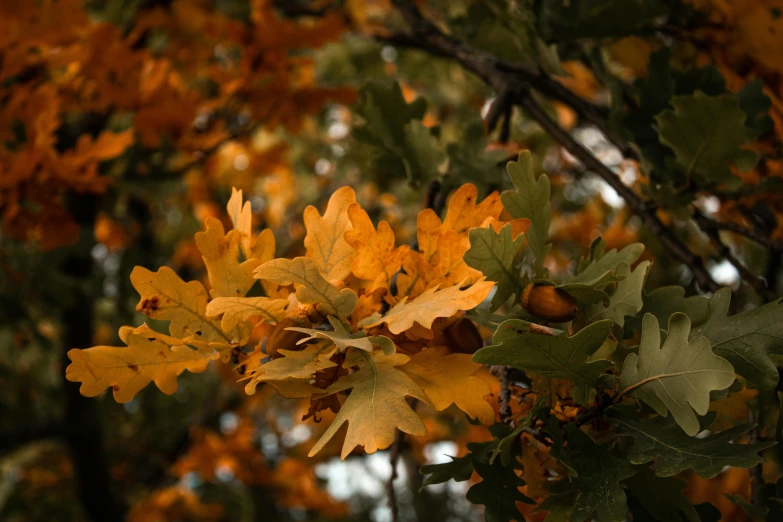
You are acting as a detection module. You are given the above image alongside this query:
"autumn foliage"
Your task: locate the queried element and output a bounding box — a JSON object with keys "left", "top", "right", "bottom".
{"left": 5, "top": 1, "right": 783, "bottom": 522}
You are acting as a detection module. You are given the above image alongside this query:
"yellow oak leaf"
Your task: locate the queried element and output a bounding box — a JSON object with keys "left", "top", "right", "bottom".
{"left": 520, "top": 438, "right": 548, "bottom": 499}
{"left": 131, "top": 266, "right": 238, "bottom": 345}
{"left": 484, "top": 216, "right": 531, "bottom": 239}
{"left": 348, "top": 289, "right": 384, "bottom": 329}
{"left": 416, "top": 208, "right": 442, "bottom": 262}
{"left": 396, "top": 250, "right": 436, "bottom": 298}
{"left": 245, "top": 345, "right": 337, "bottom": 395}
{"left": 344, "top": 203, "right": 409, "bottom": 292}
{"left": 395, "top": 185, "right": 505, "bottom": 298}
{"left": 303, "top": 186, "right": 357, "bottom": 281}
{"left": 442, "top": 183, "right": 504, "bottom": 234}
{"left": 227, "top": 187, "right": 253, "bottom": 257}
{"left": 709, "top": 387, "right": 759, "bottom": 430}
{"left": 195, "top": 218, "right": 258, "bottom": 298}
{"left": 362, "top": 279, "right": 494, "bottom": 334}
{"left": 205, "top": 296, "right": 289, "bottom": 332}
{"left": 401, "top": 346, "right": 494, "bottom": 425}
{"left": 226, "top": 187, "right": 276, "bottom": 264}
{"left": 308, "top": 349, "right": 430, "bottom": 459}
{"left": 254, "top": 257, "right": 358, "bottom": 319}
{"left": 434, "top": 229, "right": 482, "bottom": 287}
{"left": 65, "top": 324, "right": 219, "bottom": 403}
{"left": 266, "top": 379, "right": 322, "bottom": 399}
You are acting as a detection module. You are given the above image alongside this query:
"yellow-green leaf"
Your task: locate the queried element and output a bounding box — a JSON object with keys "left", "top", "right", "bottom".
{"left": 254, "top": 257, "right": 358, "bottom": 319}
{"left": 308, "top": 350, "right": 430, "bottom": 459}
{"left": 65, "top": 324, "right": 218, "bottom": 403}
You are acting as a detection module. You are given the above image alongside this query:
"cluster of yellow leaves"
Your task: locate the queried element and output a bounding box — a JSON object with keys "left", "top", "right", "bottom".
{"left": 0, "top": 0, "right": 351, "bottom": 248}
{"left": 67, "top": 182, "right": 530, "bottom": 459}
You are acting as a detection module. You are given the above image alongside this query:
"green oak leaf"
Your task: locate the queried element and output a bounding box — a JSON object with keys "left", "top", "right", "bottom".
{"left": 534, "top": 493, "right": 576, "bottom": 522}
{"left": 625, "top": 468, "right": 700, "bottom": 522}
{"left": 656, "top": 91, "right": 757, "bottom": 189}
{"left": 353, "top": 80, "right": 426, "bottom": 149}
{"left": 569, "top": 241, "right": 645, "bottom": 285}
{"left": 560, "top": 241, "right": 644, "bottom": 305}
{"left": 725, "top": 494, "right": 767, "bottom": 521}
{"left": 540, "top": 414, "right": 576, "bottom": 478}
{"left": 608, "top": 408, "right": 774, "bottom": 478}
{"left": 587, "top": 260, "right": 650, "bottom": 326}
{"left": 419, "top": 455, "right": 473, "bottom": 488}
{"left": 639, "top": 285, "right": 709, "bottom": 326}
{"left": 618, "top": 313, "right": 735, "bottom": 435}
{"left": 737, "top": 78, "right": 774, "bottom": 137}
{"left": 545, "top": 425, "right": 637, "bottom": 522}
{"left": 696, "top": 287, "right": 783, "bottom": 389}
{"left": 536, "top": 0, "right": 668, "bottom": 41}
{"left": 399, "top": 120, "right": 446, "bottom": 185}
{"left": 467, "top": 459, "right": 534, "bottom": 522}
{"left": 353, "top": 80, "right": 444, "bottom": 187}
{"left": 419, "top": 423, "right": 508, "bottom": 487}
{"left": 501, "top": 151, "right": 551, "bottom": 276}
{"left": 474, "top": 319, "right": 613, "bottom": 390}
{"left": 464, "top": 223, "right": 524, "bottom": 310}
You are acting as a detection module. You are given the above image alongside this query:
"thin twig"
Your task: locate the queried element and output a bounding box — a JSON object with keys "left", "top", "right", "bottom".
{"left": 484, "top": 86, "right": 513, "bottom": 136}
{"left": 388, "top": 429, "right": 405, "bottom": 522}
{"left": 492, "top": 365, "right": 514, "bottom": 426}
{"left": 748, "top": 409, "right": 765, "bottom": 507}
{"left": 694, "top": 211, "right": 783, "bottom": 252}
{"left": 694, "top": 210, "right": 776, "bottom": 302}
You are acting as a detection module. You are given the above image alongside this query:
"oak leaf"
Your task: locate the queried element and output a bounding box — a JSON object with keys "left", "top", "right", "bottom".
{"left": 464, "top": 223, "right": 525, "bottom": 310}
{"left": 131, "top": 266, "right": 234, "bottom": 345}
{"left": 473, "top": 319, "right": 614, "bottom": 390}
{"left": 254, "top": 257, "right": 358, "bottom": 319}
{"left": 442, "top": 183, "right": 504, "bottom": 234}
{"left": 245, "top": 344, "right": 337, "bottom": 395}
{"left": 343, "top": 203, "right": 408, "bottom": 292}
{"left": 697, "top": 287, "right": 783, "bottom": 389}
{"left": 205, "top": 296, "right": 288, "bottom": 332}
{"left": 618, "top": 313, "right": 735, "bottom": 436}
{"left": 227, "top": 187, "right": 253, "bottom": 257}
{"left": 401, "top": 346, "right": 494, "bottom": 425}
{"left": 65, "top": 324, "right": 218, "bottom": 403}
{"left": 195, "top": 218, "right": 257, "bottom": 298}
{"left": 361, "top": 280, "right": 494, "bottom": 334}
{"left": 308, "top": 349, "right": 430, "bottom": 459}
{"left": 287, "top": 316, "right": 396, "bottom": 355}
{"left": 501, "top": 151, "right": 551, "bottom": 276}
{"left": 303, "top": 186, "right": 357, "bottom": 281}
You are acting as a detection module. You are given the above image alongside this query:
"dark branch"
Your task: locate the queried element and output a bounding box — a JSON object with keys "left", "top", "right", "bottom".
{"left": 694, "top": 210, "right": 776, "bottom": 302}
{"left": 694, "top": 212, "right": 783, "bottom": 252}
{"left": 388, "top": 0, "right": 721, "bottom": 294}
{"left": 517, "top": 94, "right": 720, "bottom": 292}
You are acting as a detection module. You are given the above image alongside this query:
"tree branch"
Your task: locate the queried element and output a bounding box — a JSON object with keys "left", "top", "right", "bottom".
{"left": 517, "top": 94, "right": 720, "bottom": 292}
{"left": 693, "top": 210, "right": 776, "bottom": 302}
{"left": 694, "top": 212, "right": 783, "bottom": 252}
{"left": 491, "top": 365, "right": 514, "bottom": 426}
{"left": 388, "top": 0, "right": 721, "bottom": 294}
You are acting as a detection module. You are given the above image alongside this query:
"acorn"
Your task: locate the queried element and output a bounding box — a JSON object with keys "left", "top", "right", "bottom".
{"left": 520, "top": 283, "right": 578, "bottom": 323}
{"left": 443, "top": 317, "right": 484, "bottom": 354}
{"left": 266, "top": 309, "right": 312, "bottom": 359}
